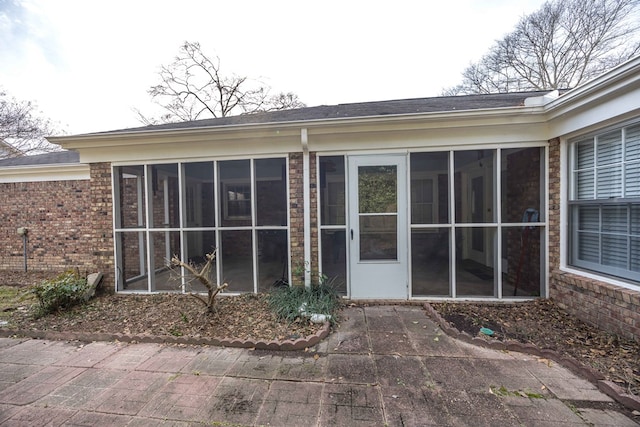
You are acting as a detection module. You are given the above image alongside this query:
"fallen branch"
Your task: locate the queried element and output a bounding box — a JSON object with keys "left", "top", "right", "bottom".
{"left": 170, "top": 250, "right": 228, "bottom": 313}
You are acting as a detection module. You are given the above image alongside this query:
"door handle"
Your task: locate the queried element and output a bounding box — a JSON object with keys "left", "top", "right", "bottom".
{"left": 350, "top": 229, "right": 354, "bottom": 240}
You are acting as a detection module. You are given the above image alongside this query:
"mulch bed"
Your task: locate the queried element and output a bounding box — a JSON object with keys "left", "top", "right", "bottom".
{"left": 431, "top": 299, "right": 640, "bottom": 397}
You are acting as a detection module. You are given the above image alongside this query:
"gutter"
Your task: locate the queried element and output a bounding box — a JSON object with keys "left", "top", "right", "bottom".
{"left": 0, "top": 163, "right": 90, "bottom": 183}
{"left": 48, "top": 105, "right": 546, "bottom": 149}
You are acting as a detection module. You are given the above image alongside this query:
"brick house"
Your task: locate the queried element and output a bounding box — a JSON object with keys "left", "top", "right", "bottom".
{"left": 1, "top": 56, "right": 639, "bottom": 340}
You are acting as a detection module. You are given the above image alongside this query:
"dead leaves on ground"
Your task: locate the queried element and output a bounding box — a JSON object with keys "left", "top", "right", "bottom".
{"left": 433, "top": 300, "right": 640, "bottom": 396}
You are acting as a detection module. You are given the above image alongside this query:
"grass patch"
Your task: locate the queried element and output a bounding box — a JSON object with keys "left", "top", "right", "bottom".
{"left": 0, "top": 286, "right": 36, "bottom": 321}
{"left": 490, "top": 385, "right": 546, "bottom": 399}
{"left": 268, "top": 283, "right": 341, "bottom": 325}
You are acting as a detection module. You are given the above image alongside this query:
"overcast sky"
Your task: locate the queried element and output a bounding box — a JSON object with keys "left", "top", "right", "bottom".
{"left": 1, "top": 0, "right": 546, "bottom": 135}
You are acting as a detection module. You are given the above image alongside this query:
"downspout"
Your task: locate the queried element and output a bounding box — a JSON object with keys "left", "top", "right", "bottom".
{"left": 301, "top": 128, "right": 311, "bottom": 288}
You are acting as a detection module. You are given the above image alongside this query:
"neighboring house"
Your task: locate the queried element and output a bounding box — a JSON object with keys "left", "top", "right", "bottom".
{"left": 1, "top": 56, "right": 639, "bottom": 340}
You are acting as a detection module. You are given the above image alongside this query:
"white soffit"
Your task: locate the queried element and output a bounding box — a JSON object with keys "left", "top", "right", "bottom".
{"left": 545, "top": 56, "right": 640, "bottom": 138}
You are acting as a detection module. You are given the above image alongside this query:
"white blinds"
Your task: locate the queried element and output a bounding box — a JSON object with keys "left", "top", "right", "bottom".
{"left": 570, "top": 122, "right": 640, "bottom": 282}
{"left": 574, "top": 125, "right": 640, "bottom": 200}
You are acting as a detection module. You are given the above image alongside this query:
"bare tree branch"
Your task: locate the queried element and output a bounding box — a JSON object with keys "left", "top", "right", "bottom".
{"left": 138, "top": 42, "right": 306, "bottom": 124}
{"left": 443, "top": 0, "right": 640, "bottom": 95}
{"left": 0, "top": 89, "right": 61, "bottom": 159}
{"left": 170, "top": 250, "right": 228, "bottom": 313}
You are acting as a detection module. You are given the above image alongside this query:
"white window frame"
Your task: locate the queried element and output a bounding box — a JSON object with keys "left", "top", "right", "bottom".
{"left": 567, "top": 120, "right": 640, "bottom": 286}
{"left": 112, "top": 157, "right": 289, "bottom": 294}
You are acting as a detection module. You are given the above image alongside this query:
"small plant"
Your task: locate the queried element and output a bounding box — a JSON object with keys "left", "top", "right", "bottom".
{"left": 291, "top": 260, "right": 336, "bottom": 287}
{"left": 292, "top": 260, "right": 309, "bottom": 277}
{"left": 268, "top": 280, "right": 341, "bottom": 325}
{"left": 31, "top": 270, "right": 90, "bottom": 317}
{"left": 168, "top": 326, "right": 183, "bottom": 337}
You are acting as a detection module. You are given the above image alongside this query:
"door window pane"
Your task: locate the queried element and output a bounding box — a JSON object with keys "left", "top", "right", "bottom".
{"left": 360, "top": 215, "right": 397, "bottom": 260}
{"left": 358, "top": 165, "right": 397, "bottom": 213}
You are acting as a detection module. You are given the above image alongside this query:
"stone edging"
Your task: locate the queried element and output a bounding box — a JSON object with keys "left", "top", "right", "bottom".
{"left": 0, "top": 322, "right": 331, "bottom": 351}
{"left": 423, "top": 302, "right": 640, "bottom": 412}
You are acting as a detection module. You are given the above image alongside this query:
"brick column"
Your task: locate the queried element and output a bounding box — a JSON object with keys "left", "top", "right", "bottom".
{"left": 289, "top": 153, "right": 304, "bottom": 284}
{"left": 89, "top": 162, "right": 115, "bottom": 290}
{"left": 309, "top": 152, "right": 319, "bottom": 280}
{"left": 288, "top": 152, "right": 320, "bottom": 285}
{"left": 547, "top": 138, "right": 561, "bottom": 273}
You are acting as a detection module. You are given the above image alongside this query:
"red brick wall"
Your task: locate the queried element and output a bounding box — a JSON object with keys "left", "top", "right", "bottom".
{"left": 89, "top": 163, "right": 115, "bottom": 288}
{"left": 548, "top": 138, "right": 640, "bottom": 341}
{"left": 551, "top": 271, "right": 640, "bottom": 341}
{"left": 288, "top": 152, "right": 319, "bottom": 285}
{"left": 0, "top": 179, "right": 93, "bottom": 271}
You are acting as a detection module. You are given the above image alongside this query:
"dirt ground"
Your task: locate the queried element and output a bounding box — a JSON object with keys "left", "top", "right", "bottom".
{"left": 432, "top": 299, "right": 640, "bottom": 397}
{"left": 1, "top": 271, "right": 638, "bottom": 397}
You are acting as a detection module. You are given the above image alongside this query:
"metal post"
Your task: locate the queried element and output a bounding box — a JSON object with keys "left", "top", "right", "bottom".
{"left": 17, "top": 227, "right": 28, "bottom": 272}
{"left": 23, "top": 234, "right": 27, "bottom": 272}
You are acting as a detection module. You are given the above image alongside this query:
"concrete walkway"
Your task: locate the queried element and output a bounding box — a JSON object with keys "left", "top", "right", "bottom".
{"left": 0, "top": 305, "right": 637, "bottom": 426}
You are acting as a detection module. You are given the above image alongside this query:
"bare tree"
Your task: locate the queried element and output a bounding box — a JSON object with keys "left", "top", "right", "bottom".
{"left": 170, "top": 250, "right": 228, "bottom": 313}
{"left": 138, "top": 42, "right": 305, "bottom": 124}
{"left": 443, "top": 0, "right": 640, "bottom": 95}
{"left": 0, "top": 89, "right": 60, "bottom": 158}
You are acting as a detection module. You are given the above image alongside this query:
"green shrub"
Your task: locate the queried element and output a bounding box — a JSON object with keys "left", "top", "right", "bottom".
{"left": 31, "top": 270, "right": 90, "bottom": 317}
{"left": 268, "top": 281, "right": 341, "bottom": 325}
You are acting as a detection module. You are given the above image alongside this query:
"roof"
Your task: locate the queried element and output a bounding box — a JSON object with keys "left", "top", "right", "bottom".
{"left": 4, "top": 91, "right": 555, "bottom": 167}
{"left": 0, "top": 150, "right": 79, "bottom": 167}
{"left": 92, "top": 90, "right": 554, "bottom": 135}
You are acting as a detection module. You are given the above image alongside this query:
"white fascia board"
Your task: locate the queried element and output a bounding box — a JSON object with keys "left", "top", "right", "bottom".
{"left": 49, "top": 106, "right": 549, "bottom": 163}
{"left": 545, "top": 56, "right": 640, "bottom": 137}
{"left": 0, "top": 163, "right": 90, "bottom": 183}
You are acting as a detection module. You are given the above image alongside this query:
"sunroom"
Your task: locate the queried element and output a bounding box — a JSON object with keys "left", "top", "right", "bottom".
{"left": 110, "top": 146, "right": 547, "bottom": 300}
{"left": 317, "top": 146, "right": 546, "bottom": 300}
{"left": 113, "top": 157, "right": 289, "bottom": 293}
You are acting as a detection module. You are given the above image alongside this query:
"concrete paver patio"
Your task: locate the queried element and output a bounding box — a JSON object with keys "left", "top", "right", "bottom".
{"left": 0, "top": 305, "right": 637, "bottom": 426}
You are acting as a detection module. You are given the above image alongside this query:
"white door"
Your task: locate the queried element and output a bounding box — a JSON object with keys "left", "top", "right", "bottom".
{"left": 348, "top": 155, "right": 408, "bottom": 299}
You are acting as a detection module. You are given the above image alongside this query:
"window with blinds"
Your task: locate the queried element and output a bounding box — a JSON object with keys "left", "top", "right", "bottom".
{"left": 569, "top": 122, "right": 640, "bottom": 283}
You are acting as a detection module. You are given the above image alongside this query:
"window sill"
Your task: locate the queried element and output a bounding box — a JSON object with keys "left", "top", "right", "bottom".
{"left": 559, "top": 266, "right": 640, "bottom": 293}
